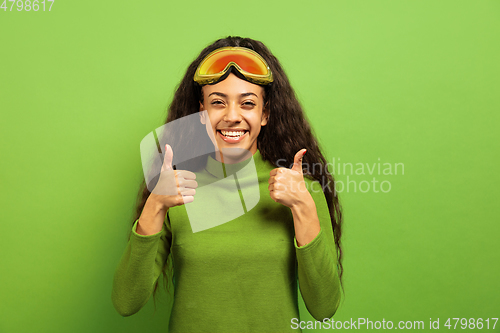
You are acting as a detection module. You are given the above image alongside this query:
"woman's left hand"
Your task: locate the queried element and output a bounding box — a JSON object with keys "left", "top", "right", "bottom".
{"left": 268, "top": 149, "right": 313, "bottom": 208}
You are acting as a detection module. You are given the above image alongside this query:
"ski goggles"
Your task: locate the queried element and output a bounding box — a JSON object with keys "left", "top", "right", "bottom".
{"left": 194, "top": 47, "right": 273, "bottom": 86}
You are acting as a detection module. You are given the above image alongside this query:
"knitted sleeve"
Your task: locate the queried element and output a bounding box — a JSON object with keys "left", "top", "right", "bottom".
{"left": 111, "top": 218, "right": 171, "bottom": 316}
{"left": 294, "top": 178, "right": 342, "bottom": 321}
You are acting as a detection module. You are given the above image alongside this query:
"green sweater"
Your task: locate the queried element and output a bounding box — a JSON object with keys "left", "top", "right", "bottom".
{"left": 112, "top": 149, "right": 341, "bottom": 333}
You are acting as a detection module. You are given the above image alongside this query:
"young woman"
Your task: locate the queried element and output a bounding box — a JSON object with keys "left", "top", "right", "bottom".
{"left": 112, "top": 36, "right": 344, "bottom": 333}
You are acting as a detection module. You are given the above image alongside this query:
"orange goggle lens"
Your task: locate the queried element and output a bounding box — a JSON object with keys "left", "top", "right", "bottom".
{"left": 194, "top": 47, "right": 273, "bottom": 85}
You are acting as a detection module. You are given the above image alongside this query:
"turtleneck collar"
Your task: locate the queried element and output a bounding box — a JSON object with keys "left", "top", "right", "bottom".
{"left": 205, "top": 149, "right": 262, "bottom": 179}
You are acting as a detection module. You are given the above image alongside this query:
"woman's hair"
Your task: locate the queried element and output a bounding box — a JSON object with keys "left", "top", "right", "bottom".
{"left": 130, "top": 36, "right": 344, "bottom": 305}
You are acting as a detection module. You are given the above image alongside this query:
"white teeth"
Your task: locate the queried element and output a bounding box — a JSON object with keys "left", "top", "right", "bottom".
{"left": 221, "top": 130, "right": 246, "bottom": 137}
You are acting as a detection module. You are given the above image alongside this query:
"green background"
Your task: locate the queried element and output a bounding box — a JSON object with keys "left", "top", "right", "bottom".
{"left": 1, "top": 0, "right": 499, "bottom": 332}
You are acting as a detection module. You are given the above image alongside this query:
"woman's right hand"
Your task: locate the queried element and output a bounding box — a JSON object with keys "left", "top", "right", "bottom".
{"left": 150, "top": 144, "right": 198, "bottom": 210}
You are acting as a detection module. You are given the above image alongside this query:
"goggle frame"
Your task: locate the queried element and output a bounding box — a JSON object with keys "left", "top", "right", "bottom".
{"left": 194, "top": 47, "right": 274, "bottom": 86}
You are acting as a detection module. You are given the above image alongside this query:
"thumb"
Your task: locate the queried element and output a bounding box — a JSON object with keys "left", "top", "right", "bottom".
{"left": 291, "top": 149, "right": 307, "bottom": 174}
{"left": 162, "top": 144, "right": 174, "bottom": 171}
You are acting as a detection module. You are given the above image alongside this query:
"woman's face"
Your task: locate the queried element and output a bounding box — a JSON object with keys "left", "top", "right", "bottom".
{"left": 200, "top": 73, "right": 268, "bottom": 161}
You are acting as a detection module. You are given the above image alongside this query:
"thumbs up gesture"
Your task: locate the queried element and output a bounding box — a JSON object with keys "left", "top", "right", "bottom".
{"left": 151, "top": 144, "right": 198, "bottom": 209}
{"left": 268, "top": 149, "right": 311, "bottom": 208}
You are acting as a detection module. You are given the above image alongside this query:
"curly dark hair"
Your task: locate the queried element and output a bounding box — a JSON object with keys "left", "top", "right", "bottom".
{"left": 130, "top": 35, "right": 344, "bottom": 305}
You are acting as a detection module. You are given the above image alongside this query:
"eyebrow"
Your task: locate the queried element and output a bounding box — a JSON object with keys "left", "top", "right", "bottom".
{"left": 208, "top": 92, "right": 258, "bottom": 98}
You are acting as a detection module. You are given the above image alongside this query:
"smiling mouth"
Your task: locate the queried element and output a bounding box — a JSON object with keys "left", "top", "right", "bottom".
{"left": 217, "top": 129, "right": 248, "bottom": 139}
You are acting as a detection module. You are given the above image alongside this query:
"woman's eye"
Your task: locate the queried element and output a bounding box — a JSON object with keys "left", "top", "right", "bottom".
{"left": 211, "top": 100, "right": 223, "bottom": 105}
{"left": 243, "top": 102, "right": 256, "bottom": 106}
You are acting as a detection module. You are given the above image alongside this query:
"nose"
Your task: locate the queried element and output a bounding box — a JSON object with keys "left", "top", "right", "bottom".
{"left": 223, "top": 102, "right": 242, "bottom": 123}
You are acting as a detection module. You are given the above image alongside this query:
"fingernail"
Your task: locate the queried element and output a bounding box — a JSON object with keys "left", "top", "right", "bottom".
{"left": 303, "top": 149, "right": 307, "bottom": 156}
